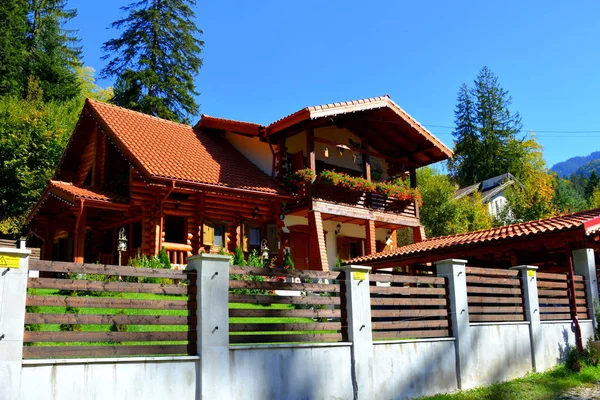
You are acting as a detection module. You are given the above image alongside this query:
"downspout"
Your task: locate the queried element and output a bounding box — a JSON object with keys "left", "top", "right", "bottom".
{"left": 567, "top": 249, "right": 584, "bottom": 352}
{"left": 158, "top": 181, "right": 176, "bottom": 252}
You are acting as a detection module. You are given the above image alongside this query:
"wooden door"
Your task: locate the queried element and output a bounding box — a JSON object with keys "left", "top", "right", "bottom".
{"left": 290, "top": 231, "right": 309, "bottom": 270}
{"left": 291, "top": 151, "right": 305, "bottom": 172}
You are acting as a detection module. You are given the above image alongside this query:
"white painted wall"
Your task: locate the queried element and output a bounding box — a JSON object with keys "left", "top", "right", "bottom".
{"left": 20, "top": 357, "right": 198, "bottom": 400}
{"left": 538, "top": 320, "right": 594, "bottom": 371}
{"left": 468, "top": 323, "right": 533, "bottom": 386}
{"left": 229, "top": 344, "right": 354, "bottom": 400}
{"left": 372, "top": 339, "right": 458, "bottom": 400}
{"left": 487, "top": 193, "right": 509, "bottom": 219}
{"left": 224, "top": 132, "right": 273, "bottom": 175}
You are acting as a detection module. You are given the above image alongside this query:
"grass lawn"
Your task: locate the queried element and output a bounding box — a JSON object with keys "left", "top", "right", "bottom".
{"left": 417, "top": 364, "right": 600, "bottom": 400}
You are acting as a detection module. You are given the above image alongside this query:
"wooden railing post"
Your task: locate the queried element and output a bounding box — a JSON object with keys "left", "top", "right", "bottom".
{"left": 340, "top": 265, "right": 373, "bottom": 400}
{"left": 186, "top": 253, "right": 232, "bottom": 400}
{"left": 0, "top": 239, "right": 30, "bottom": 399}
{"left": 511, "top": 265, "right": 541, "bottom": 372}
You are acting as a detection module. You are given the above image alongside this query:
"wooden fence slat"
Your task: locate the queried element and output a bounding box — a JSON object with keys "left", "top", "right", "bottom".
{"left": 23, "top": 331, "right": 193, "bottom": 343}
{"left": 540, "top": 313, "right": 574, "bottom": 320}
{"left": 536, "top": 281, "right": 584, "bottom": 290}
{"left": 23, "top": 344, "right": 193, "bottom": 359}
{"left": 25, "top": 313, "right": 189, "bottom": 326}
{"left": 229, "top": 309, "right": 340, "bottom": 318}
{"left": 537, "top": 289, "right": 569, "bottom": 297}
{"left": 29, "top": 260, "right": 189, "bottom": 279}
{"left": 229, "top": 280, "right": 340, "bottom": 293}
{"left": 539, "top": 306, "right": 588, "bottom": 314}
{"left": 370, "top": 298, "right": 447, "bottom": 306}
{"left": 28, "top": 278, "right": 190, "bottom": 295}
{"left": 537, "top": 272, "right": 583, "bottom": 282}
{"left": 369, "top": 286, "right": 446, "bottom": 295}
{"left": 466, "top": 286, "right": 522, "bottom": 295}
{"left": 229, "top": 333, "right": 342, "bottom": 344}
{"left": 538, "top": 298, "right": 586, "bottom": 305}
{"left": 469, "top": 306, "right": 523, "bottom": 313}
{"left": 469, "top": 314, "right": 525, "bottom": 322}
{"left": 465, "top": 267, "right": 518, "bottom": 277}
{"left": 467, "top": 296, "right": 523, "bottom": 304}
{"left": 372, "top": 329, "right": 450, "bottom": 339}
{"left": 369, "top": 274, "right": 444, "bottom": 285}
{"left": 371, "top": 309, "right": 448, "bottom": 318}
{"left": 229, "top": 294, "right": 340, "bottom": 306}
{"left": 229, "top": 322, "right": 341, "bottom": 332}
{"left": 26, "top": 295, "right": 193, "bottom": 310}
{"left": 229, "top": 266, "right": 341, "bottom": 280}
{"left": 466, "top": 276, "right": 521, "bottom": 286}
{"left": 372, "top": 320, "right": 449, "bottom": 330}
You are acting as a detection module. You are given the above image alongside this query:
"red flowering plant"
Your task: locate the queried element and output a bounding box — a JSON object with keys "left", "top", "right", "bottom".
{"left": 318, "top": 170, "right": 377, "bottom": 192}
{"left": 285, "top": 168, "right": 315, "bottom": 185}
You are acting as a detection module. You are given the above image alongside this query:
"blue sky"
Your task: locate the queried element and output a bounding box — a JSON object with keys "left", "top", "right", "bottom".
{"left": 69, "top": 0, "right": 600, "bottom": 168}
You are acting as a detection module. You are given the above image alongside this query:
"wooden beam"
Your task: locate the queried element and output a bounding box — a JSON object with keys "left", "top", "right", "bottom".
{"left": 308, "top": 210, "right": 328, "bottom": 271}
{"left": 312, "top": 200, "right": 421, "bottom": 227}
{"left": 313, "top": 136, "right": 414, "bottom": 166}
{"left": 73, "top": 202, "right": 86, "bottom": 263}
{"left": 365, "top": 220, "right": 376, "bottom": 255}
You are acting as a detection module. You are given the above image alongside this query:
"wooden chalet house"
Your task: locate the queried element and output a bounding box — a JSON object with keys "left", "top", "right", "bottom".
{"left": 27, "top": 95, "right": 452, "bottom": 270}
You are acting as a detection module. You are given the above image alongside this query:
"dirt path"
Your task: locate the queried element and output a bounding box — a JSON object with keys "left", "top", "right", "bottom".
{"left": 558, "top": 385, "right": 600, "bottom": 399}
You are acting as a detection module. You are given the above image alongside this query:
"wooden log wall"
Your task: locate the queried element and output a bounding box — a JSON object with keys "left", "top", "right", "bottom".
{"left": 465, "top": 267, "right": 525, "bottom": 322}
{"left": 23, "top": 260, "right": 197, "bottom": 359}
{"left": 130, "top": 171, "right": 282, "bottom": 258}
{"left": 228, "top": 266, "right": 343, "bottom": 344}
{"left": 369, "top": 272, "right": 451, "bottom": 340}
{"left": 537, "top": 271, "right": 588, "bottom": 321}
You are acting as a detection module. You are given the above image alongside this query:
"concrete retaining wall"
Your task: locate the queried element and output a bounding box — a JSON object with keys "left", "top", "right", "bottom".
{"left": 19, "top": 357, "right": 198, "bottom": 400}
{"left": 469, "top": 323, "right": 533, "bottom": 386}
{"left": 538, "top": 320, "right": 595, "bottom": 371}
{"left": 229, "top": 344, "right": 354, "bottom": 400}
{"left": 372, "top": 339, "right": 458, "bottom": 400}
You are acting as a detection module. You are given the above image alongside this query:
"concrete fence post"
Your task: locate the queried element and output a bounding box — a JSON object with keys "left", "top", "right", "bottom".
{"left": 0, "top": 239, "right": 31, "bottom": 399}
{"left": 340, "top": 265, "right": 373, "bottom": 400}
{"left": 186, "top": 253, "right": 232, "bottom": 400}
{"left": 572, "top": 248, "right": 599, "bottom": 332}
{"left": 511, "top": 265, "right": 541, "bottom": 372}
{"left": 435, "top": 259, "right": 472, "bottom": 390}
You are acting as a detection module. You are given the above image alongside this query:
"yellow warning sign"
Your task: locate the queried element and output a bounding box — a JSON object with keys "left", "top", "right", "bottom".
{"left": 353, "top": 271, "right": 367, "bottom": 281}
{"left": 528, "top": 270, "right": 535, "bottom": 277}
{"left": 0, "top": 254, "right": 21, "bottom": 269}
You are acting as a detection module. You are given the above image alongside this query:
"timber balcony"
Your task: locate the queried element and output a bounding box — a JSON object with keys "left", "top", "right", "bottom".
{"left": 295, "top": 180, "right": 419, "bottom": 219}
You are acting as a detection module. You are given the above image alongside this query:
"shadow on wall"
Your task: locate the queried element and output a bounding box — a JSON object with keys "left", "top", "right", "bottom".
{"left": 558, "top": 326, "right": 575, "bottom": 364}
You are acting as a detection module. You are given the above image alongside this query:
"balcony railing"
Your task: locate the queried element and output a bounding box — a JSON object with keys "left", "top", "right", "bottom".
{"left": 163, "top": 242, "right": 192, "bottom": 265}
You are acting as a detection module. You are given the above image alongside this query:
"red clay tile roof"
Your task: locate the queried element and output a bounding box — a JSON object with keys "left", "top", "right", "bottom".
{"left": 85, "top": 99, "right": 287, "bottom": 196}
{"left": 49, "top": 180, "right": 128, "bottom": 204}
{"left": 195, "top": 115, "right": 264, "bottom": 136}
{"left": 265, "top": 95, "right": 453, "bottom": 159}
{"left": 346, "top": 208, "right": 600, "bottom": 265}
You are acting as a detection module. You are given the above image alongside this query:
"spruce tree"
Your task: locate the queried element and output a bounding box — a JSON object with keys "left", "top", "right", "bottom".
{"left": 449, "top": 67, "right": 524, "bottom": 185}
{"left": 26, "top": 0, "right": 82, "bottom": 101}
{"left": 101, "top": 0, "right": 204, "bottom": 122}
{"left": 0, "top": 0, "right": 28, "bottom": 97}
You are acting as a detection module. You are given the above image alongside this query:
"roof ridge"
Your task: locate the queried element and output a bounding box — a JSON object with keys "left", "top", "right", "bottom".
{"left": 199, "top": 114, "right": 265, "bottom": 127}
{"left": 86, "top": 98, "right": 193, "bottom": 130}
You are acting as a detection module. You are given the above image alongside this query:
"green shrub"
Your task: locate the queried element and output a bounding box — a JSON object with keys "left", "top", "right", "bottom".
{"left": 229, "top": 249, "right": 267, "bottom": 295}
{"left": 566, "top": 347, "right": 582, "bottom": 372}
{"left": 584, "top": 338, "right": 599, "bottom": 366}
{"left": 232, "top": 247, "right": 246, "bottom": 266}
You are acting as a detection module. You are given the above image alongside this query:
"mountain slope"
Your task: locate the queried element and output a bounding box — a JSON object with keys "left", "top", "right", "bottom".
{"left": 575, "top": 159, "right": 600, "bottom": 177}
{"left": 551, "top": 151, "right": 600, "bottom": 177}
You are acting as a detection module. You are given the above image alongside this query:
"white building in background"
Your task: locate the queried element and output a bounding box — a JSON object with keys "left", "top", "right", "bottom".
{"left": 454, "top": 173, "right": 524, "bottom": 220}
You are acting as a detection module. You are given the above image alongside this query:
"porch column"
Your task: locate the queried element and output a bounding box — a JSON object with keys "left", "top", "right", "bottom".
{"left": 511, "top": 265, "right": 542, "bottom": 372}
{"left": 573, "top": 248, "right": 599, "bottom": 332}
{"left": 227, "top": 219, "right": 240, "bottom": 253}
{"left": 365, "top": 219, "right": 376, "bottom": 255}
{"left": 73, "top": 203, "right": 86, "bottom": 263}
{"left": 308, "top": 210, "right": 328, "bottom": 271}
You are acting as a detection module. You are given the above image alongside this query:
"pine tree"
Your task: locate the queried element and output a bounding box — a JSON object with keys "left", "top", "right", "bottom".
{"left": 448, "top": 83, "right": 479, "bottom": 185}
{"left": 585, "top": 170, "right": 600, "bottom": 201}
{"left": 449, "top": 67, "right": 524, "bottom": 185}
{"left": 26, "top": 0, "right": 82, "bottom": 101}
{"left": 101, "top": 0, "right": 204, "bottom": 123}
{"left": 0, "top": 0, "right": 28, "bottom": 97}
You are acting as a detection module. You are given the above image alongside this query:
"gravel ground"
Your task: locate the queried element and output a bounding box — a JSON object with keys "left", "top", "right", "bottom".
{"left": 557, "top": 384, "right": 600, "bottom": 399}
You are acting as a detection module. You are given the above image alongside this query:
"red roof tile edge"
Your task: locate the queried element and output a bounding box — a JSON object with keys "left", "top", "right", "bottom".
{"left": 345, "top": 208, "right": 600, "bottom": 265}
